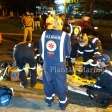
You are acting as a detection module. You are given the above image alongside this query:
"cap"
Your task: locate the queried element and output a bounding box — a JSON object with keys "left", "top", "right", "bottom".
{"left": 99, "top": 54, "right": 110, "bottom": 64}
{"left": 96, "top": 54, "right": 110, "bottom": 68}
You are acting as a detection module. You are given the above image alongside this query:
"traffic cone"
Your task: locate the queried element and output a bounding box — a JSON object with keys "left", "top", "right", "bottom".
{"left": 0, "top": 33, "right": 3, "bottom": 44}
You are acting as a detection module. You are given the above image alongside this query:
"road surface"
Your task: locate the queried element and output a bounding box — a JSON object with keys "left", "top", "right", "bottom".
{"left": 0, "top": 34, "right": 112, "bottom": 112}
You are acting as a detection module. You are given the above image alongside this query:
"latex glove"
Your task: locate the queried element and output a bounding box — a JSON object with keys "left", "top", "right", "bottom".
{"left": 71, "top": 58, "right": 76, "bottom": 64}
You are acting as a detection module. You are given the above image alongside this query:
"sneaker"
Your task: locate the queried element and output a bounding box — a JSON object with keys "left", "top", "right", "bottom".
{"left": 45, "top": 98, "right": 53, "bottom": 107}
{"left": 59, "top": 102, "right": 68, "bottom": 110}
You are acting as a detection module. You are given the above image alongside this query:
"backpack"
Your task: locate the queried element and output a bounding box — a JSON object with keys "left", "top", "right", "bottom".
{"left": 0, "top": 86, "right": 13, "bottom": 106}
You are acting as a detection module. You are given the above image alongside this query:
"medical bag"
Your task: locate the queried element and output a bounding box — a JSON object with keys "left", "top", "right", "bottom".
{"left": 0, "top": 86, "right": 13, "bottom": 106}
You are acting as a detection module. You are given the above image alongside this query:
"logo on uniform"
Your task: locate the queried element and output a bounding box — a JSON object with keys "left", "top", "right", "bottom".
{"left": 46, "top": 40, "right": 57, "bottom": 52}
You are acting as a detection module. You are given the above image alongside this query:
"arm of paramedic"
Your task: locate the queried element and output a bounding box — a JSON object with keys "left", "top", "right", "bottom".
{"left": 32, "top": 18, "right": 34, "bottom": 31}
{"left": 64, "top": 34, "right": 71, "bottom": 57}
{"left": 95, "top": 40, "right": 102, "bottom": 52}
{"left": 39, "top": 31, "right": 46, "bottom": 57}
{"left": 35, "top": 32, "right": 44, "bottom": 59}
{"left": 77, "top": 45, "right": 84, "bottom": 56}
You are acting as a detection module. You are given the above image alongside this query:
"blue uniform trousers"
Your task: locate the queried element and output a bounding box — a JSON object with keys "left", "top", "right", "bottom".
{"left": 43, "top": 63, "right": 67, "bottom": 103}
{"left": 15, "top": 55, "right": 37, "bottom": 87}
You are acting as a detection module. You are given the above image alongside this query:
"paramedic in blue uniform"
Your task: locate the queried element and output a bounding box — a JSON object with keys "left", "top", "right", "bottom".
{"left": 87, "top": 54, "right": 112, "bottom": 106}
{"left": 70, "top": 26, "right": 82, "bottom": 63}
{"left": 13, "top": 42, "right": 37, "bottom": 88}
{"left": 76, "top": 28, "right": 102, "bottom": 78}
{"left": 77, "top": 29, "right": 99, "bottom": 61}
{"left": 39, "top": 16, "right": 71, "bottom": 110}
{"left": 96, "top": 54, "right": 112, "bottom": 93}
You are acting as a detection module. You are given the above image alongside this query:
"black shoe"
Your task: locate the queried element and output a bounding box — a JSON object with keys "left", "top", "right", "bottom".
{"left": 59, "top": 102, "right": 68, "bottom": 110}
{"left": 45, "top": 98, "right": 53, "bottom": 107}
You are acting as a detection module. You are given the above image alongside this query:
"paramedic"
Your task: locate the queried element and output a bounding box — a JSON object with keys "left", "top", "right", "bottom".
{"left": 39, "top": 19, "right": 71, "bottom": 110}
{"left": 13, "top": 42, "right": 37, "bottom": 88}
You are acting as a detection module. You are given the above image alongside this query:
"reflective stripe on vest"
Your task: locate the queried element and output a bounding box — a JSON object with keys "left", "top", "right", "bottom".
{"left": 30, "top": 66, "right": 36, "bottom": 70}
{"left": 60, "top": 32, "right": 66, "bottom": 62}
{"left": 104, "top": 70, "right": 112, "bottom": 76}
{"left": 41, "top": 31, "right": 46, "bottom": 60}
{"left": 84, "top": 49, "right": 94, "bottom": 53}
{"left": 77, "top": 50, "right": 84, "bottom": 54}
{"left": 92, "top": 38, "right": 98, "bottom": 44}
{"left": 41, "top": 31, "right": 66, "bottom": 62}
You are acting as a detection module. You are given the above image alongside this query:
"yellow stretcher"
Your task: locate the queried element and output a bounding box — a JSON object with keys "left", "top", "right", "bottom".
{"left": 6, "top": 60, "right": 112, "bottom": 87}
{"left": 67, "top": 58, "right": 96, "bottom": 88}
{"left": 67, "top": 74, "right": 96, "bottom": 88}
{"left": 35, "top": 58, "right": 97, "bottom": 86}
{"left": 68, "top": 60, "right": 112, "bottom": 88}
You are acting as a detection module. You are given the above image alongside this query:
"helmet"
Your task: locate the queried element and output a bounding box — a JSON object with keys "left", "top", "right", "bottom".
{"left": 98, "top": 54, "right": 110, "bottom": 64}
{"left": 46, "top": 13, "right": 55, "bottom": 30}
{"left": 97, "top": 54, "right": 110, "bottom": 68}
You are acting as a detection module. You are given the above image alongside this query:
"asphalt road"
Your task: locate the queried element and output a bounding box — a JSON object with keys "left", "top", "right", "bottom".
{"left": 0, "top": 33, "right": 40, "bottom": 61}
{"left": 0, "top": 34, "right": 112, "bottom": 112}
{"left": 0, "top": 81, "right": 107, "bottom": 112}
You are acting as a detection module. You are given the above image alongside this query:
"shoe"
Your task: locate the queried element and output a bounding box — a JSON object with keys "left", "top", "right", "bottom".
{"left": 45, "top": 98, "right": 53, "bottom": 107}
{"left": 59, "top": 102, "right": 68, "bottom": 110}
{"left": 20, "top": 83, "right": 28, "bottom": 88}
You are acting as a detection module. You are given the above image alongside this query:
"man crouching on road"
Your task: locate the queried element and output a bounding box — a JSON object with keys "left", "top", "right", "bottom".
{"left": 13, "top": 42, "right": 37, "bottom": 88}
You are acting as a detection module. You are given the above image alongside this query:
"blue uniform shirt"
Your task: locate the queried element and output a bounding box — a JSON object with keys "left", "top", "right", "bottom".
{"left": 40, "top": 30, "right": 71, "bottom": 65}
{"left": 77, "top": 39, "right": 98, "bottom": 61}
{"left": 96, "top": 70, "right": 112, "bottom": 93}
